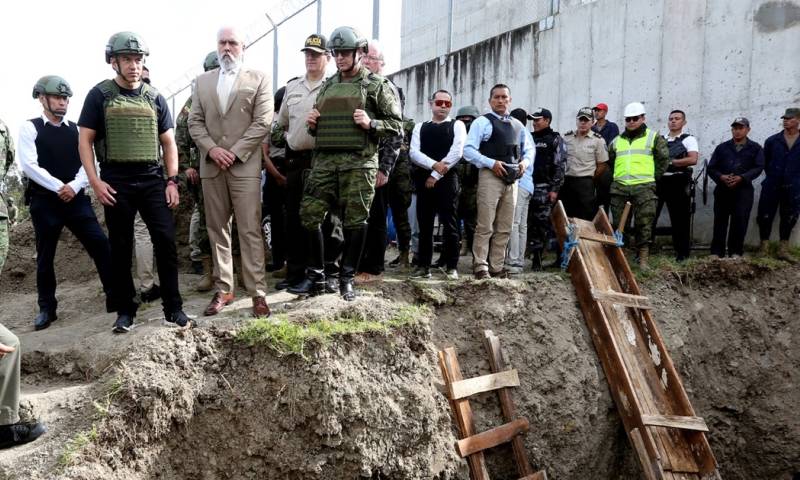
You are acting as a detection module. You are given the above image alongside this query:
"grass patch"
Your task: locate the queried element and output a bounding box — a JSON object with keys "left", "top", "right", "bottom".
{"left": 58, "top": 425, "right": 98, "bottom": 469}
{"left": 235, "top": 304, "right": 430, "bottom": 357}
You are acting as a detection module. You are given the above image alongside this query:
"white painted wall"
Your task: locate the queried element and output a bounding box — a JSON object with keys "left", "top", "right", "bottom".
{"left": 391, "top": 0, "right": 800, "bottom": 246}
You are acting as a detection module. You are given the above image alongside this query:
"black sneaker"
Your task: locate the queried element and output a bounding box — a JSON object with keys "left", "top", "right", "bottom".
{"left": 33, "top": 311, "right": 57, "bottom": 331}
{"left": 165, "top": 310, "right": 193, "bottom": 328}
{"left": 0, "top": 422, "right": 47, "bottom": 450}
{"left": 140, "top": 285, "right": 161, "bottom": 304}
{"left": 409, "top": 267, "right": 431, "bottom": 279}
{"left": 113, "top": 314, "right": 135, "bottom": 334}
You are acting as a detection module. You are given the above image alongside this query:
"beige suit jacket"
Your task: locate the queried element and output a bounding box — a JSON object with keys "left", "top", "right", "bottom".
{"left": 188, "top": 67, "right": 273, "bottom": 179}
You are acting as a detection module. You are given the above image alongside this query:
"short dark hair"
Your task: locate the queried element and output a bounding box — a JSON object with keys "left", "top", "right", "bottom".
{"left": 489, "top": 83, "right": 510, "bottom": 99}
{"left": 429, "top": 89, "right": 452, "bottom": 101}
{"left": 669, "top": 109, "right": 686, "bottom": 119}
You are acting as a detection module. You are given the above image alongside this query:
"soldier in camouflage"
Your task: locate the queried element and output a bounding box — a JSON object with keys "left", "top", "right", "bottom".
{"left": 527, "top": 108, "right": 566, "bottom": 270}
{"left": 387, "top": 118, "right": 415, "bottom": 268}
{"left": 300, "top": 26, "right": 402, "bottom": 300}
{"left": 455, "top": 106, "right": 480, "bottom": 256}
{"left": 0, "top": 119, "right": 14, "bottom": 276}
{"left": 175, "top": 51, "right": 219, "bottom": 291}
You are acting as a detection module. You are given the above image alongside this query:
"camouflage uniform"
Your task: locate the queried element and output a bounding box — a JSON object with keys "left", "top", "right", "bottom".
{"left": 175, "top": 96, "right": 210, "bottom": 261}
{"left": 0, "top": 119, "right": 14, "bottom": 276}
{"left": 457, "top": 161, "right": 479, "bottom": 250}
{"left": 528, "top": 128, "right": 566, "bottom": 252}
{"left": 387, "top": 119, "right": 414, "bottom": 251}
{"left": 608, "top": 126, "right": 671, "bottom": 249}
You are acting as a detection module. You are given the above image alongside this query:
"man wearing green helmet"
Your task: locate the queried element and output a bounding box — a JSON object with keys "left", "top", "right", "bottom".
{"left": 17, "top": 75, "right": 114, "bottom": 331}
{"left": 78, "top": 31, "right": 191, "bottom": 333}
{"left": 175, "top": 51, "right": 219, "bottom": 292}
{"left": 455, "top": 105, "right": 481, "bottom": 256}
{"left": 300, "top": 26, "right": 402, "bottom": 300}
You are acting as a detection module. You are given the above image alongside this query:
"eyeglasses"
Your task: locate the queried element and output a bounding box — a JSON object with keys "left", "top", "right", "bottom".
{"left": 625, "top": 116, "right": 641, "bottom": 122}
{"left": 433, "top": 99, "right": 452, "bottom": 108}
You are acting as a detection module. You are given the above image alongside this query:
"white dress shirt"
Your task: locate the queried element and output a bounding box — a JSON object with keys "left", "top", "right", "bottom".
{"left": 17, "top": 114, "right": 88, "bottom": 193}
{"left": 217, "top": 64, "right": 241, "bottom": 113}
{"left": 409, "top": 117, "right": 467, "bottom": 180}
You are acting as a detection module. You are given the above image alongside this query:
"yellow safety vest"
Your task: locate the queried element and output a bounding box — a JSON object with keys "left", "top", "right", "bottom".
{"left": 613, "top": 128, "right": 657, "bottom": 185}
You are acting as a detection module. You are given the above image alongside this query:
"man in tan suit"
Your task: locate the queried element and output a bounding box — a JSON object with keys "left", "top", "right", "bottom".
{"left": 188, "top": 26, "right": 273, "bottom": 317}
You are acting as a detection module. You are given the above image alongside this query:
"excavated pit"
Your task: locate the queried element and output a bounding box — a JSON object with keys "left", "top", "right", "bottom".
{"left": 0, "top": 252, "right": 798, "bottom": 479}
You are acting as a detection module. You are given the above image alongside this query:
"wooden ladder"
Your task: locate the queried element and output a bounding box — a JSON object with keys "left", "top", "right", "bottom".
{"left": 551, "top": 201, "right": 719, "bottom": 480}
{"left": 438, "top": 330, "right": 547, "bottom": 480}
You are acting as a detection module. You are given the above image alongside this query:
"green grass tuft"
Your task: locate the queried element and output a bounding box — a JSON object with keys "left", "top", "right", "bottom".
{"left": 58, "top": 425, "right": 98, "bottom": 469}
{"left": 234, "top": 305, "right": 429, "bottom": 357}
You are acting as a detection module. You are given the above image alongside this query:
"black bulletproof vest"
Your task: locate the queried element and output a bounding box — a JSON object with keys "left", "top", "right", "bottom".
{"left": 419, "top": 120, "right": 455, "bottom": 162}
{"left": 533, "top": 127, "right": 558, "bottom": 184}
{"left": 31, "top": 118, "right": 82, "bottom": 183}
{"left": 479, "top": 114, "right": 519, "bottom": 164}
{"left": 667, "top": 133, "right": 691, "bottom": 173}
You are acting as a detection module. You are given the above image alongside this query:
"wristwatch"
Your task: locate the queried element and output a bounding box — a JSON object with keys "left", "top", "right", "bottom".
{"left": 166, "top": 176, "right": 179, "bottom": 186}
{"left": 369, "top": 119, "right": 378, "bottom": 131}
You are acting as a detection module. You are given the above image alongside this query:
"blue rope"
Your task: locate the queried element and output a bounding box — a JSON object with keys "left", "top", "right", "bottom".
{"left": 613, "top": 230, "right": 625, "bottom": 247}
{"left": 560, "top": 224, "right": 579, "bottom": 270}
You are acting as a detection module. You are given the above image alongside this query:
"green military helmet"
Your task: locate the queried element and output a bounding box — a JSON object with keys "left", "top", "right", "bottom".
{"left": 456, "top": 105, "right": 480, "bottom": 119}
{"left": 32, "top": 75, "right": 73, "bottom": 99}
{"left": 328, "top": 26, "right": 368, "bottom": 53}
{"left": 105, "top": 31, "right": 150, "bottom": 63}
{"left": 203, "top": 51, "right": 220, "bottom": 72}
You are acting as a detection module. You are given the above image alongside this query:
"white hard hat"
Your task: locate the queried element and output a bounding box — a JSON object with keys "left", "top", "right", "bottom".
{"left": 623, "top": 102, "right": 646, "bottom": 117}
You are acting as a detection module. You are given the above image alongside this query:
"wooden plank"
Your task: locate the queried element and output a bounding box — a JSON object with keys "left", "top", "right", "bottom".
{"left": 577, "top": 230, "right": 621, "bottom": 246}
{"left": 448, "top": 370, "right": 520, "bottom": 400}
{"left": 438, "top": 349, "right": 491, "bottom": 480}
{"left": 591, "top": 288, "right": 653, "bottom": 309}
{"left": 456, "top": 418, "right": 530, "bottom": 458}
{"left": 483, "top": 331, "right": 534, "bottom": 476}
{"left": 630, "top": 428, "right": 663, "bottom": 480}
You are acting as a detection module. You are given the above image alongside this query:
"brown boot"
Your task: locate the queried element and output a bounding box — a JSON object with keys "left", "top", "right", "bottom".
{"left": 638, "top": 247, "right": 650, "bottom": 270}
{"left": 195, "top": 258, "right": 213, "bottom": 292}
{"left": 777, "top": 240, "right": 797, "bottom": 263}
{"left": 758, "top": 240, "right": 770, "bottom": 256}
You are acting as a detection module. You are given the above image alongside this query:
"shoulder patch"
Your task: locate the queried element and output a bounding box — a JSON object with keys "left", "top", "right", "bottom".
{"left": 591, "top": 131, "right": 603, "bottom": 139}
{"left": 564, "top": 130, "right": 575, "bottom": 136}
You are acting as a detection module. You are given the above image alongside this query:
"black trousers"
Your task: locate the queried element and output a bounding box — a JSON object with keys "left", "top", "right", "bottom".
{"left": 360, "top": 186, "right": 388, "bottom": 275}
{"left": 415, "top": 172, "right": 460, "bottom": 269}
{"left": 285, "top": 166, "right": 310, "bottom": 285}
{"left": 655, "top": 173, "right": 692, "bottom": 259}
{"left": 103, "top": 176, "right": 182, "bottom": 317}
{"left": 711, "top": 184, "right": 753, "bottom": 257}
{"left": 30, "top": 192, "right": 113, "bottom": 313}
{"left": 757, "top": 183, "right": 800, "bottom": 241}
{"left": 264, "top": 168, "right": 287, "bottom": 268}
{"left": 559, "top": 176, "right": 596, "bottom": 221}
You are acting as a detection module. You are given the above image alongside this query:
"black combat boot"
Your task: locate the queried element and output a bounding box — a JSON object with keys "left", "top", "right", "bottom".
{"left": 339, "top": 226, "right": 368, "bottom": 301}
{"left": 288, "top": 227, "right": 326, "bottom": 296}
{"left": 530, "top": 249, "right": 543, "bottom": 271}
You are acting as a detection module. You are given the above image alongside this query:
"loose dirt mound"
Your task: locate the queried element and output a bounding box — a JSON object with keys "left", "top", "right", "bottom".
{"left": 0, "top": 259, "right": 797, "bottom": 479}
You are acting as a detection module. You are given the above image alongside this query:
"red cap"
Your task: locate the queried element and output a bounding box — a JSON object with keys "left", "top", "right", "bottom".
{"left": 593, "top": 103, "right": 608, "bottom": 111}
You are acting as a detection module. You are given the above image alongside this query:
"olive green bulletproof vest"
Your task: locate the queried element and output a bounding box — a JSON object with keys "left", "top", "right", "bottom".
{"left": 315, "top": 82, "right": 368, "bottom": 151}
{"left": 95, "top": 80, "right": 160, "bottom": 164}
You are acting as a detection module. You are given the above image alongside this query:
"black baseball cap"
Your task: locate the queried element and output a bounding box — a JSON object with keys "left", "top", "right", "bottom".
{"left": 301, "top": 34, "right": 327, "bottom": 53}
{"left": 528, "top": 108, "right": 552, "bottom": 120}
{"left": 730, "top": 117, "right": 750, "bottom": 127}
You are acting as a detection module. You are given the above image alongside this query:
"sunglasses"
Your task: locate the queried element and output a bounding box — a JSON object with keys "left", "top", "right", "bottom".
{"left": 625, "top": 116, "right": 642, "bottom": 122}
{"left": 433, "top": 99, "right": 452, "bottom": 108}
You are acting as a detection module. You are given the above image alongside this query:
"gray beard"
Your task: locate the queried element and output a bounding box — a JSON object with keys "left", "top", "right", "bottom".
{"left": 218, "top": 53, "right": 243, "bottom": 71}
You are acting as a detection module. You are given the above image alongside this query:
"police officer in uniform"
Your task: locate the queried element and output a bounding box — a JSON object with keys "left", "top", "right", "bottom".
{"left": 654, "top": 109, "right": 699, "bottom": 261}
{"left": 454, "top": 106, "right": 481, "bottom": 256}
{"left": 527, "top": 107, "right": 566, "bottom": 270}
{"left": 561, "top": 107, "right": 608, "bottom": 221}
{"left": 18, "top": 76, "right": 114, "bottom": 330}
{"left": 175, "top": 51, "right": 219, "bottom": 292}
{"left": 0, "top": 119, "right": 13, "bottom": 276}
{"left": 268, "top": 34, "right": 331, "bottom": 294}
{"left": 301, "top": 26, "right": 402, "bottom": 300}
{"left": 608, "top": 102, "right": 671, "bottom": 268}
{"left": 79, "top": 32, "right": 191, "bottom": 333}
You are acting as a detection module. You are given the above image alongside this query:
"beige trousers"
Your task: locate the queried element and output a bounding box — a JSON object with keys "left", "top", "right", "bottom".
{"left": 0, "top": 323, "right": 20, "bottom": 425}
{"left": 472, "top": 169, "right": 518, "bottom": 274}
{"left": 133, "top": 213, "right": 156, "bottom": 290}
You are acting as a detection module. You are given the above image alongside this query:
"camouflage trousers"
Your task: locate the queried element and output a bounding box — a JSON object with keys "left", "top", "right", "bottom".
{"left": 527, "top": 187, "right": 553, "bottom": 251}
{"left": 610, "top": 182, "right": 658, "bottom": 249}
{"left": 388, "top": 159, "right": 412, "bottom": 251}
{"left": 301, "top": 167, "right": 377, "bottom": 231}
{"left": 0, "top": 219, "right": 7, "bottom": 276}
{"left": 458, "top": 182, "right": 478, "bottom": 249}
{"left": 188, "top": 182, "right": 210, "bottom": 261}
